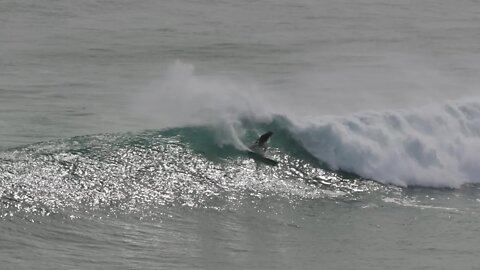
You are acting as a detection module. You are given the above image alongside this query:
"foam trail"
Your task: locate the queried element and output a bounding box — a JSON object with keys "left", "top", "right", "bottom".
{"left": 295, "top": 100, "right": 480, "bottom": 188}
{"left": 214, "top": 120, "right": 250, "bottom": 150}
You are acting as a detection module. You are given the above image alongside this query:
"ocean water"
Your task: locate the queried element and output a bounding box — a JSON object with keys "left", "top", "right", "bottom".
{"left": 2, "top": 0, "right": 480, "bottom": 269}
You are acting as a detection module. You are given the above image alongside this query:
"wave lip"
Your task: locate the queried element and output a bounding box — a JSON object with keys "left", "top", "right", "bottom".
{"left": 295, "top": 101, "right": 480, "bottom": 188}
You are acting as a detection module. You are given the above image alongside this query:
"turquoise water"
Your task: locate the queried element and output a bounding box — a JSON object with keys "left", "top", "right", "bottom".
{"left": 2, "top": 0, "right": 480, "bottom": 269}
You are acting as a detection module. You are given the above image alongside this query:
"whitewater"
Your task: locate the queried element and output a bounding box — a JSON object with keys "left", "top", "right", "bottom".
{"left": 2, "top": 0, "right": 480, "bottom": 269}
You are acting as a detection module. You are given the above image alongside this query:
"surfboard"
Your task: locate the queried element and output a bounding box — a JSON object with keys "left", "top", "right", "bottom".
{"left": 247, "top": 150, "right": 279, "bottom": 166}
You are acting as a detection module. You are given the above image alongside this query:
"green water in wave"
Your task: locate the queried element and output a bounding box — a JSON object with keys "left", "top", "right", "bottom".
{"left": 160, "top": 116, "right": 323, "bottom": 167}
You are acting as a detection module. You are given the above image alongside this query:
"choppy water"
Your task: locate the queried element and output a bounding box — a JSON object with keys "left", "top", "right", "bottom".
{"left": 2, "top": 0, "right": 480, "bottom": 269}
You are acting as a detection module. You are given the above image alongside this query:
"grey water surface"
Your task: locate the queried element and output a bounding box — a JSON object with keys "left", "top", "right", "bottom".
{"left": 2, "top": 0, "right": 480, "bottom": 269}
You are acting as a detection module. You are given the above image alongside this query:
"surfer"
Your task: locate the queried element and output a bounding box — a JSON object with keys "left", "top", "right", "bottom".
{"left": 249, "top": 131, "right": 273, "bottom": 156}
{"left": 247, "top": 131, "right": 278, "bottom": 166}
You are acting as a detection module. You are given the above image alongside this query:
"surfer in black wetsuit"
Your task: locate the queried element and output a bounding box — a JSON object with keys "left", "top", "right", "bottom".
{"left": 249, "top": 131, "right": 273, "bottom": 155}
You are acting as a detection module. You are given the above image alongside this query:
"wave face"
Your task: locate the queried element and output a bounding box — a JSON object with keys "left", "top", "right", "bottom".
{"left": 295, "top": 101, "right": 480, "bottom": 188}
{"left": 0, "top": 123, "right": 383, "bottom": 218}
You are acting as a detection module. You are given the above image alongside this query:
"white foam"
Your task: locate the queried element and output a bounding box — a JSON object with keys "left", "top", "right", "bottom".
{"left": 294, "top": 100, "right": 480, "bottom": 188}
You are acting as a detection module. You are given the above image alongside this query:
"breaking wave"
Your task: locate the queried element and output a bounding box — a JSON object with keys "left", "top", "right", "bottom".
{"left": 295, "top": 100, "right": 480, "bottom": 188}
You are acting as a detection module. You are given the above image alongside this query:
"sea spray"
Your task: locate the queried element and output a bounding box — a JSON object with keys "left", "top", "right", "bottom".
{"left": 131, "top": 61, "right": 274, "bottom": 150}
{"left": 133, "top": 61, "right": 272, "bottom": 129}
